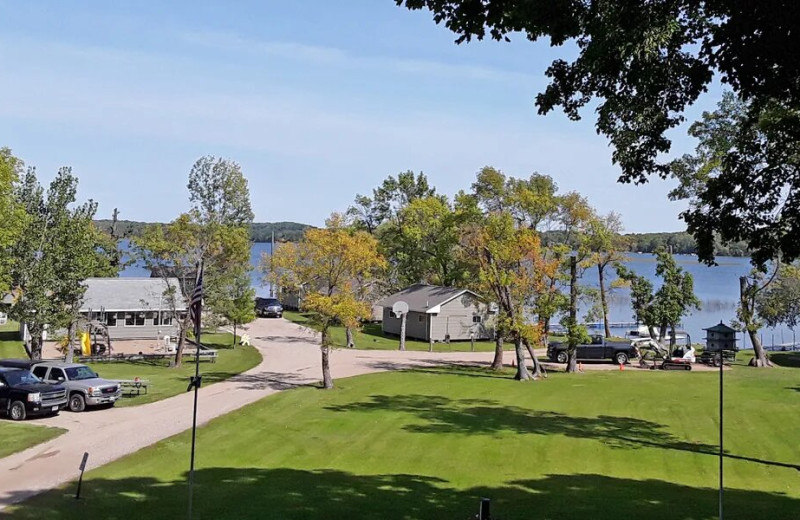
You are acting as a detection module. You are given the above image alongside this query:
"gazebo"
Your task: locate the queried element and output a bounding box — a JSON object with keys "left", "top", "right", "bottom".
{"left": 701, "top": 322, "right": 738, "bottom": 365}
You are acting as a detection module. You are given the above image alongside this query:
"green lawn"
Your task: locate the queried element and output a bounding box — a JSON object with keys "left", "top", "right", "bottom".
{"left": 0, "top": 422, "right": 66, "bottom": 459}
{"left": 9, "top": 360, "right": 800, "bottom": 519}
{"left": 0, "top": 319, "right": 25, "bottom": 358}
{"left": 284, "top": 310, "right": 509, "bottom": 352}
{"left": 87, "top": 333, "right": 262, "bottom": 407}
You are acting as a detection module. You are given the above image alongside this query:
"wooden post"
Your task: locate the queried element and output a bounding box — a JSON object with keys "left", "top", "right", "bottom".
{"left": 399, "top": 313, "right": 407, "bottom": 351}
{"left": 75, "top": 452, "right": 89, "bottom": 499}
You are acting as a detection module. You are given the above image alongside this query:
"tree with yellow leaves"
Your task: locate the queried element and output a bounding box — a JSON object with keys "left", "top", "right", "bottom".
{"left": 269, "top": 214, "right": 385, "bottom": 389}
{"left": 461, "top": 211, "right": 557, "bottom": 380}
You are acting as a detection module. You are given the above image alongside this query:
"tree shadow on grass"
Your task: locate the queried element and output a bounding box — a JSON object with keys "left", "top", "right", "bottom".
{"left": 254, "top": 335, "right": 317, "bottom": 344}
{"left": 0, "top": 330, "right": 19, "bottom": 342}
{"left": 7, "top": 468, "right": 800, "bottom": 520}
{"left": 770, "top": 352, "right": 800, "bottom": 368}
{"left": 362, "top": 361, "right": 510, "bottom": 381}
{"left": 213, "top": 370, "right": 314, "bottom": 391}
{"left": 327, "top": 395, "right": 800, "bottom": 472}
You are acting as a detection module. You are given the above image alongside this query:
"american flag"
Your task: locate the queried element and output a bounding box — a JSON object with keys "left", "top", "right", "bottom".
{"left": 189, "top": 262, "right": 203, "bottom": 337}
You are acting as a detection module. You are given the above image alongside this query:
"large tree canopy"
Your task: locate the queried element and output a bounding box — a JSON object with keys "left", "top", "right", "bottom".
{"left": 395, "top": 0, "right": 800, "bottom": 264}
{"left": 670, "top": 93, "right": 800, "bottom": 267}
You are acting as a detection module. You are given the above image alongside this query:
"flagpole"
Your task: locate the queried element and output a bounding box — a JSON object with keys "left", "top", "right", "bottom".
{"left": 187, "top": 260, "right": 204, "bottom": 520}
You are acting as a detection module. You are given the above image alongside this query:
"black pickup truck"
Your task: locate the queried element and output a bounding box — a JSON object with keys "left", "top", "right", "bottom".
{"left": 547, "top": 334, "right": 637, "bottom": 365}
{"left": 0, "top": 367, "right": 68, "bottom": 420}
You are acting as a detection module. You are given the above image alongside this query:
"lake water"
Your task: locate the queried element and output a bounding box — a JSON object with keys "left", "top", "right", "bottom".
{"left": 121, "top": 243, "right": 794, "bottom": 349}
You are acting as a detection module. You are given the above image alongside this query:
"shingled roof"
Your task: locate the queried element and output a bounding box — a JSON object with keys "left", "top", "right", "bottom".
{"left": 79, "top": 277, "right": 186, "bottom": 312}
{"left": 377, "top": 284, "right": 482, "bottom": 314}
{"left": 703, "top": 322, "right": 737, "bottom": 334}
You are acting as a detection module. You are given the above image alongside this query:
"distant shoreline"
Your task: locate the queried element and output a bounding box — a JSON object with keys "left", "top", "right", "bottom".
{"left": 98, "top": 219, "right": 751, "bottom": 257}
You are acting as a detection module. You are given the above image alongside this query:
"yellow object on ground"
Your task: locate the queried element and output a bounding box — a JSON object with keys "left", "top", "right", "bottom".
{"left": 81, "top": 332, "right": 91, "bottom": 356}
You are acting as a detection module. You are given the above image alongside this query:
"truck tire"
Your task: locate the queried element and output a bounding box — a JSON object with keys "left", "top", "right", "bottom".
{"left": 556, "top": 351, "right": 568, "bottom": 364}
{"left": 9, "top": 401, "right": 26, "bottom": 421}
{"left": 615, "top": 352, "right": 629, "bottom": 365}
{"left": 69, "top": 393, "right": 86, "bottom": 412}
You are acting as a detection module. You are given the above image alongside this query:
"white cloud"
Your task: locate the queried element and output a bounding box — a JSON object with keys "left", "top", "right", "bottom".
{"left": 180, "top": 31, "right": 540, "bottom": 85}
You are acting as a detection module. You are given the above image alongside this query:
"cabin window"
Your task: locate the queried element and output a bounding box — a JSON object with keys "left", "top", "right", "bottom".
{"left": 155, "top": 314, "right": 173, "bottom": 326}
{"left": 472, "top": 315, "right": 482, "bottom": 324}
{"left": 125, "top": 312, "right": 146, "bottom": 326}
{"left": 105, "top": 313, "right": 117, "bottom": 327}
{"left": 418, "top": 315, "right": 424, "bottom": 322}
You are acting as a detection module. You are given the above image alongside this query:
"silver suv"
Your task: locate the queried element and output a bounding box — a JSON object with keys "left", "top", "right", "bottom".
{"left": 31, "top": 362, "right": 122, "bottom": 412}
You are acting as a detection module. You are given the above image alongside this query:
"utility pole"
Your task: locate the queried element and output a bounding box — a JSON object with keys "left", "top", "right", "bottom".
{"left": 269, "top": 230, "right": 275, "bottom": 297}
{"left": 567, "top": 255, "right": 578, "bottom": 372}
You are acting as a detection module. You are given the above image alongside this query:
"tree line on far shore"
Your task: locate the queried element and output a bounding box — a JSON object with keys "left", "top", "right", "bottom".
{"left": 92, "top": 219, "right": 311, "bottom": 243}
{"left": 96, "top": 219, "right": 754, "bottom": 258}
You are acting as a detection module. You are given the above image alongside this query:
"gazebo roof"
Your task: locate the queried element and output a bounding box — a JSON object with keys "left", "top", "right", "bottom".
{"left": 703, "top": 322, "right": 737, "bottom": 334}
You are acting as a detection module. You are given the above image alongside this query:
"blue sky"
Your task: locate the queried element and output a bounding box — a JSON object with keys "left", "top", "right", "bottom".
{"left": 0, "top": 0, "right": 718, "bottom": 232}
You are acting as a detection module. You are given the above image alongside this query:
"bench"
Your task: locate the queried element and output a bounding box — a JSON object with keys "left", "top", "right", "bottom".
{"left": 183, "top": 349, "right": 219, "bottom": 363}
{"left": 117, "top": 379, "right": 151, "bottom": 396}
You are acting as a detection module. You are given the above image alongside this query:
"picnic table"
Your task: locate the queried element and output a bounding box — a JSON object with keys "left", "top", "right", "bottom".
{"left": 116, "top": 378, "right": 151, "bottom": 396}
{"left": 700, "top": 349, "right": 737, "bottom": 366}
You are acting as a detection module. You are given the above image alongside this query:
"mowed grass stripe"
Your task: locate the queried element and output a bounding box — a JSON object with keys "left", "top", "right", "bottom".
{"left": 7, "top": 360, "right": 800, "bottom": 520}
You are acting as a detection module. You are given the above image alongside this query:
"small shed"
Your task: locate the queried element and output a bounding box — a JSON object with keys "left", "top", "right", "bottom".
{"left": 378, "top": 284, "right": 493, "bottom": 342}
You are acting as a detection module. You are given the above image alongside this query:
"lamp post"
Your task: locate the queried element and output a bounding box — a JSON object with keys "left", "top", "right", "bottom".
{"left": 719, "top": 345, "right": 723, "bottom": 520}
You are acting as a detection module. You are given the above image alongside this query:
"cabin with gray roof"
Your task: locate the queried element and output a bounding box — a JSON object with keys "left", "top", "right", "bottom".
{"left": 378, "top": 284, "right": 494, "bottom": 342}
{"left": 77, "top": 277, "right": 186, "bottom": 340}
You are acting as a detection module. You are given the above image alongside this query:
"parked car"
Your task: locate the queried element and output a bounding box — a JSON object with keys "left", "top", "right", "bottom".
{"left": 255, "top": 297, "right": 283, "bottom": 318}
{"left": 30, "top": 362, "right": 122, "bottom": 412}
{"left": 0, "top": 366, "right": 68, "bottom": 421}
{"left": 547, "top": 334, "right": 638, "bottom": 365}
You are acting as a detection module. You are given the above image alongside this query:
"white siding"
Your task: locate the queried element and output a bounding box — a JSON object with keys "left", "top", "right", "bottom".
{"left": 429, "top": 295, "right": 493, "bottom": 341}
{"left": 381, "top": 308, "right": 429, "bottom": 340}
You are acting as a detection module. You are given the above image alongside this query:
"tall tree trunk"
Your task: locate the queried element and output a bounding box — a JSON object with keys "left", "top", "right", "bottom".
{"left": 233, "top": 323, "right": 237, "bottom": 347}
{"left": 66, "top": 322, "right": 75, "bottom": 363}
{"left": 513, "top": 336, "right": 531, "bottom": 380}
{"left": 490, "top": 335, "right": 504, "bottom": 370}
{"left": 30, "top": 335, "right": 42, "bottom": 361}
{"left": 748, "top": 329, "right": 772, "bottom": 367}
{"left": 542, "top": 317, "right": 550, "bottom": 346}
{"left": 523, "top": 338, "right": 543, "bottom": 379}
{"left": 345, "top": 326, "right": 355, "bottom": 348}
{"left": 740, "top": 276, "right": 772, "bottom": 367}
{"left": 399, "top": 313, "right": 407, "bottom": 351}
{"left": 670, "top": 323, "right": 677, "bottom": 349}
{"left": 659, "top": 322, "right": 668, "bottom": 344}
{"left": 174, "top": 313, "right": 192, "bottom": 367}
{"left": 566, "top": 256, "right": 579, "bottom": 373}
{"left": 321, "top": 328, "right": 334, "bottom": 389}
{"left": 598, "top": 263, "right": 611, "bottom": 338}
